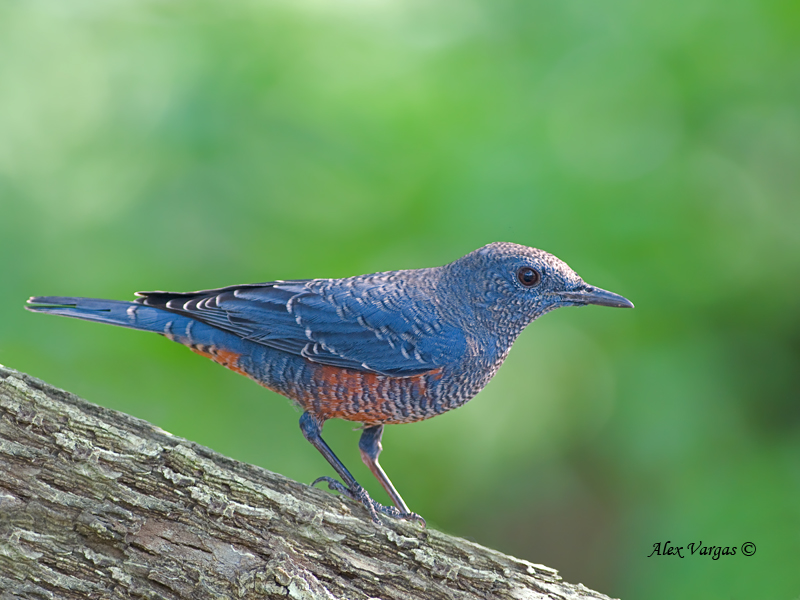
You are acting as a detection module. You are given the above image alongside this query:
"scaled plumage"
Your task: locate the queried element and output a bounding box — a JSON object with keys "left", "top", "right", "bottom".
{"left": 27, "top": 242, "right": 633, "bottom": 524}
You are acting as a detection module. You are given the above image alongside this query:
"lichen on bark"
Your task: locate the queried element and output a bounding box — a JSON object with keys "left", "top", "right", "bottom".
{"left": 0, "top": 365, "right": 615, "bottom": 600}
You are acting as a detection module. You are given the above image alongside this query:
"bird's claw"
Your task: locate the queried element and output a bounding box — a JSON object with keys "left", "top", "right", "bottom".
{"left": 311, "top": 476, "right": 425, "bottom": 527}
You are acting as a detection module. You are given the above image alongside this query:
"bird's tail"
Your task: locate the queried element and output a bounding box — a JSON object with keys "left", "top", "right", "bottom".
{"left": 27, "top": 296, "right": 262, "bottom": 383}
{"left": 26, "top": 296, "right": 187, "bottom": 337}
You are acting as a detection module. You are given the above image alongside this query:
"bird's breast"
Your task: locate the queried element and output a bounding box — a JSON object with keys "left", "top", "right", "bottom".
{"left": 295, "top": 364, "right": 447, "bottom": 425}
{"left": 194, "top": 340, "right": 504, "bottom": 426}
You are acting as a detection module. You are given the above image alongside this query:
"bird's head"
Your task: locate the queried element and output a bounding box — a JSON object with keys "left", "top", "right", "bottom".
{"left": 447, "top": 242, "right": 633, "bottom": 335}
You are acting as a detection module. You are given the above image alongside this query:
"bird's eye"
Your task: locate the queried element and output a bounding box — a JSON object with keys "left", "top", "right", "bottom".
{"left": 517, "top": 267, "right": 541, "bottom": 288}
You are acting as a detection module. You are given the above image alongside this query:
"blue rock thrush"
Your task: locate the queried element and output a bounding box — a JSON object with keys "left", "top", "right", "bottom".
{"left": 26, "top": 242, "right": 633, "bottom": 525}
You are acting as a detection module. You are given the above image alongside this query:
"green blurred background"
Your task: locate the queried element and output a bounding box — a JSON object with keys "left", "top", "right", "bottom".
{"left": 1, "top": 0, "right": 799, "bottom": 597}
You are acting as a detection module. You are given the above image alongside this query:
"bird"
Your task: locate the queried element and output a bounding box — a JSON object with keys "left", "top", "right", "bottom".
{"left": 26, "top": 242, "right": 633, "bottom": 525}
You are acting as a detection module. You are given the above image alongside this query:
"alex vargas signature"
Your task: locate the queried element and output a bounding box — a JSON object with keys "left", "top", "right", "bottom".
{"left": 648, "top": 541, "right": 756, "bottom": 559}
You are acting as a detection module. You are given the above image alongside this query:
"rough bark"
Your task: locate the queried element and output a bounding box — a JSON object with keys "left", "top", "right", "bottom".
{"left": 0, "top": 364, "right": 615, "bottom": 600}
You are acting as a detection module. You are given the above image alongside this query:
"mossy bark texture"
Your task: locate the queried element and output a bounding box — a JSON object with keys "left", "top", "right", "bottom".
{"left": 0, "top": 365, "right": 614, "bottom": 600}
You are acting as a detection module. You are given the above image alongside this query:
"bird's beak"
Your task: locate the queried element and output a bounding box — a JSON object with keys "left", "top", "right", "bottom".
{"left": 560, "top": 285, "right": 634, "bottom": 308}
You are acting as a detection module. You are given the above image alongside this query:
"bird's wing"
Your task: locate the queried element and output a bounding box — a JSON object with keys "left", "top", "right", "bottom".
{"left": 136, "top": 275, "right": 465, "bottom": 377}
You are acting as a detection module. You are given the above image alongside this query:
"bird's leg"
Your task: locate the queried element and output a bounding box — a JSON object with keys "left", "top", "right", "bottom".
{"left": 359, "top": 425, "right": 407, "bottom": 511}
{"left": 299, "top": 412, "right": 419, "bottom": 525}
{"left": 359, "top": 425, "right": 425, "bottom": 526}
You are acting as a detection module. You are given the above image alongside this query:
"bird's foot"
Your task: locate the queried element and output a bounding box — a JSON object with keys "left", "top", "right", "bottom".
{"left": 311, "top": 476, "right": 425, "bottom": 527}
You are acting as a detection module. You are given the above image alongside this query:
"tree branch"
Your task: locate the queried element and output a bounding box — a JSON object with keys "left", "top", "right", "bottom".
{"left": 0, "top": 365, "right": 615, "bottom": 600}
